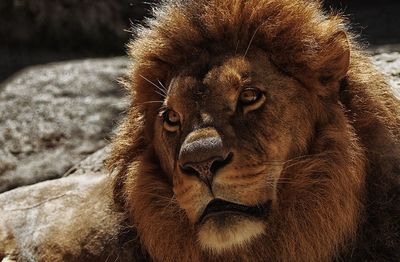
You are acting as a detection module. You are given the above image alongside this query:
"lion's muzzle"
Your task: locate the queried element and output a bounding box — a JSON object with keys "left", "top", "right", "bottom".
{"left": 178, "top": 127, "right": 232, "bottom": 187}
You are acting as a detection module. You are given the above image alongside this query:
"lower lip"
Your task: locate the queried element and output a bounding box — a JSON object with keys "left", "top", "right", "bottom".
{"left": 198, "top": 202, "right": 272, "bottom": 225}
{"left": 197, "top": 210, "right": 253, "bottom": 226}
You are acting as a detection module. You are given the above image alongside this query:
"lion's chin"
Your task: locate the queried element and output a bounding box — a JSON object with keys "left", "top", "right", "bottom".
{"left": 197, "top": 215, "right": 265, "bottom": 253}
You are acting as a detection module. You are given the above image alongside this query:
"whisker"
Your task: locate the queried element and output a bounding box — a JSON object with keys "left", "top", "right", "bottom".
{"left": 244, "top": 24, "right": 262, "bottom": 57}
{"left": 264, "top": 177, "right": 298, "bottom": 185}
{"left": 141, "top": 192, "right": 175, "bottom": 201}
{"left": 232, "top": 151, "right": 334, "bottom": 172}
{"left": 137, "top": 100, "right": 164, "bottom": 106}
{"left": 155, "top": 82, "right": 168, "bottom": 96}
{"left": 160, "top": 195, "right": 181, "bottom": 216}
{"left": 154, "top": 89, "right": 167, "bottom": 98}
{"left": 139, "top": 74, "right": 167, "bottom": 95}
{"left": 236, "top": 160, "right": 284, "bottom": 169}
{"left": 234, "top": 39, "right": 240, "bottom": 55}
{"left": 157, "top": 79, "right": 167, "bottom": 92}
{"left": 158, "top": 104, "right": 168, "bottom": 112}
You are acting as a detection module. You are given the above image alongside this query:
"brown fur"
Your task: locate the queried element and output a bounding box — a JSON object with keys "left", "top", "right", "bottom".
{"left": 107, "top": 0, "right": 400, "bottom": 261}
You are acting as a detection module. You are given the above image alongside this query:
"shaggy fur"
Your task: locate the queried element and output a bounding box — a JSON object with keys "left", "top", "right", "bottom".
{"left": 108, "top": 0, "right": 400, "bottom": 261}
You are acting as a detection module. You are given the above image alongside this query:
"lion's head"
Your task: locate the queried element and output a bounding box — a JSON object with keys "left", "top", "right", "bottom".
{"left": 154, "top": 53, "right": 321, "bottom": 251}
{"left": 108, "top": 0, "right": 399, "bottom": 261}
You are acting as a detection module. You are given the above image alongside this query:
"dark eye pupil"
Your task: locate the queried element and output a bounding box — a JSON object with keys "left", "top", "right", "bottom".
{"left": 240, "top": 89, "right": 259, "bottom": 104}
{"left": 165, "top": 110, "right": 180, "bottom": 125}
{"left": 169, "top": 112, "right": 178, "bottom": 121}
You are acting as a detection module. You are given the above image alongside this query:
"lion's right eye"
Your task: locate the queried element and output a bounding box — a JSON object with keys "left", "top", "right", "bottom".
{"left": 238, "top": 88, "right": 266, "bottom": 113}
{"left": 239, "top": 88, "right": 262, "bottom": 105}
{"left": 162, "top": 109, "right": 181, "bottom": 132}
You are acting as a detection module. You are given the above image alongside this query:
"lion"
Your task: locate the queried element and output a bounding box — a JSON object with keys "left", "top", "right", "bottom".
{"left": 107, "top": 0, "right": 400, "bottom": 261}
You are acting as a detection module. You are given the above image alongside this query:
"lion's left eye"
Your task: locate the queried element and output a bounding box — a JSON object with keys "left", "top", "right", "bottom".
{"left": 239, "top": 88, "right": 263, "bottom": 105}
{"left": 162, "top": 109, "right": 181, "bottom": 132}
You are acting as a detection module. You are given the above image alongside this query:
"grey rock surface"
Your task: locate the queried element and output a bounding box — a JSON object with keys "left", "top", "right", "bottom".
{"left": 0, "top": 57, "right": 129, "bottom": 193}
{"left": 0, "top": 148, "right": 137, "bottom": 262}
{"left": 372, "top": 52, "right": 400, "bottom": 99}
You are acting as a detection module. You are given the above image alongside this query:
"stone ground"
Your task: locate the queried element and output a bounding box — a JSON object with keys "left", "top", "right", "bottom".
{"left": 0, "top": 146, "right": 137, "bottom": 262}
{"left": 373, "top": 51, "right": 400, "bottom": 98}
{"left": 0, "top": 58, "right": 129, "bottom": 193}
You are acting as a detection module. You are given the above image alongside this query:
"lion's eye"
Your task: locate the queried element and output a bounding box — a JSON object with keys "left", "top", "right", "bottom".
{"left": 238, "top": 88, "right": 266, "bottom": 113}
{"left": 239, "top": 88, "right": 262, "bottom": 105}
{"left": 163, "top": 109, "right": 180, "bottom": 132}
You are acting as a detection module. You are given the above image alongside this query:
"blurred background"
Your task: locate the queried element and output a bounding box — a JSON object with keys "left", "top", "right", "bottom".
{"left": 1, "top": 0, "right": 399, "bottom": 82}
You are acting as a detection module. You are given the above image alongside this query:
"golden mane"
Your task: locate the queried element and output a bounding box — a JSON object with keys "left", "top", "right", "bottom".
{"left": 107, "top": 0, "right": 400, "bottom": 261}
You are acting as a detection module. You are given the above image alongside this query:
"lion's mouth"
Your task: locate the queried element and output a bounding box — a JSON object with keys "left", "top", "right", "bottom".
{"left": 198, "top": 199, "right": 271, "bottom": 225}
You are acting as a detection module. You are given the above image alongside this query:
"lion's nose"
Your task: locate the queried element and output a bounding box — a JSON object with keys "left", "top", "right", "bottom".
{"left": 180, "top": 154, "right": 233, "bottom": 186}
{"left": 179, "top": 128, "right": 232, "bottom": 186}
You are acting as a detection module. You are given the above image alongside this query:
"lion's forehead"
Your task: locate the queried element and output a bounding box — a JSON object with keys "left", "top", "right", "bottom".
{"left": 166, "top": 71, "right": 237, "bottom": 115}
{"left": 168, "top": 57, "right": 245, "bottom": 96}
{"left": 165, "top": 53, "right": 288, "bottom": 112}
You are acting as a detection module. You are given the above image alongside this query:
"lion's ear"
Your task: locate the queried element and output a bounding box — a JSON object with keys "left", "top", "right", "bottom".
{"left": 299, "top": 31, "right": 350, "bottom": 94}
{"left": 317, "top": 31, "right": 350, "bottom": 84}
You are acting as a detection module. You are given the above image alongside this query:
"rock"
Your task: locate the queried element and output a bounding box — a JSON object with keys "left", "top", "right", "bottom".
{"left": 370, "top": 44, "right": 400, "bottom": 54}
{"left": 372, "top": 52, "right": 400, "bottom": 98}
{"left": 0, "top": 147, "right": 139, "bottom": 262}
{"left": 0, "top": 58, "right": 129, "bottom": 193}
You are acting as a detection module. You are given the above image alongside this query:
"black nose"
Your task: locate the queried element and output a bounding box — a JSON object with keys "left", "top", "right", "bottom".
{"left": 179, "top": 128, "right": 232, "bottom": 185}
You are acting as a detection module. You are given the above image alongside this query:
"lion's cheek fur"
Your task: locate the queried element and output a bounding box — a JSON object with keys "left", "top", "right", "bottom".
{"left": 173, "top": 173, "right": 213, "bottom": 223}
{"left": 270, "top": 108, "right": 366, "bottom": 260}
{"left": 128, "top": 163, "right": 202, "bottom": 261}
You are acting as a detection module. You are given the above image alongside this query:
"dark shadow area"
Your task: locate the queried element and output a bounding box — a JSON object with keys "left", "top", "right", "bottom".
{"left": 324, "top": 0, "right": 400, "bottom": 46}
{"left": 0, "top": 0, "right": 157, "bottom": 82}
{"left": 0, "top": 0, "right": 399, "bottom": 82}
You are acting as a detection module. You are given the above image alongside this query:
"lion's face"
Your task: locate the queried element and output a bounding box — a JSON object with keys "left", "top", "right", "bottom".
{"left": 152, "top": 49, "right": 316, "bottom": 252}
